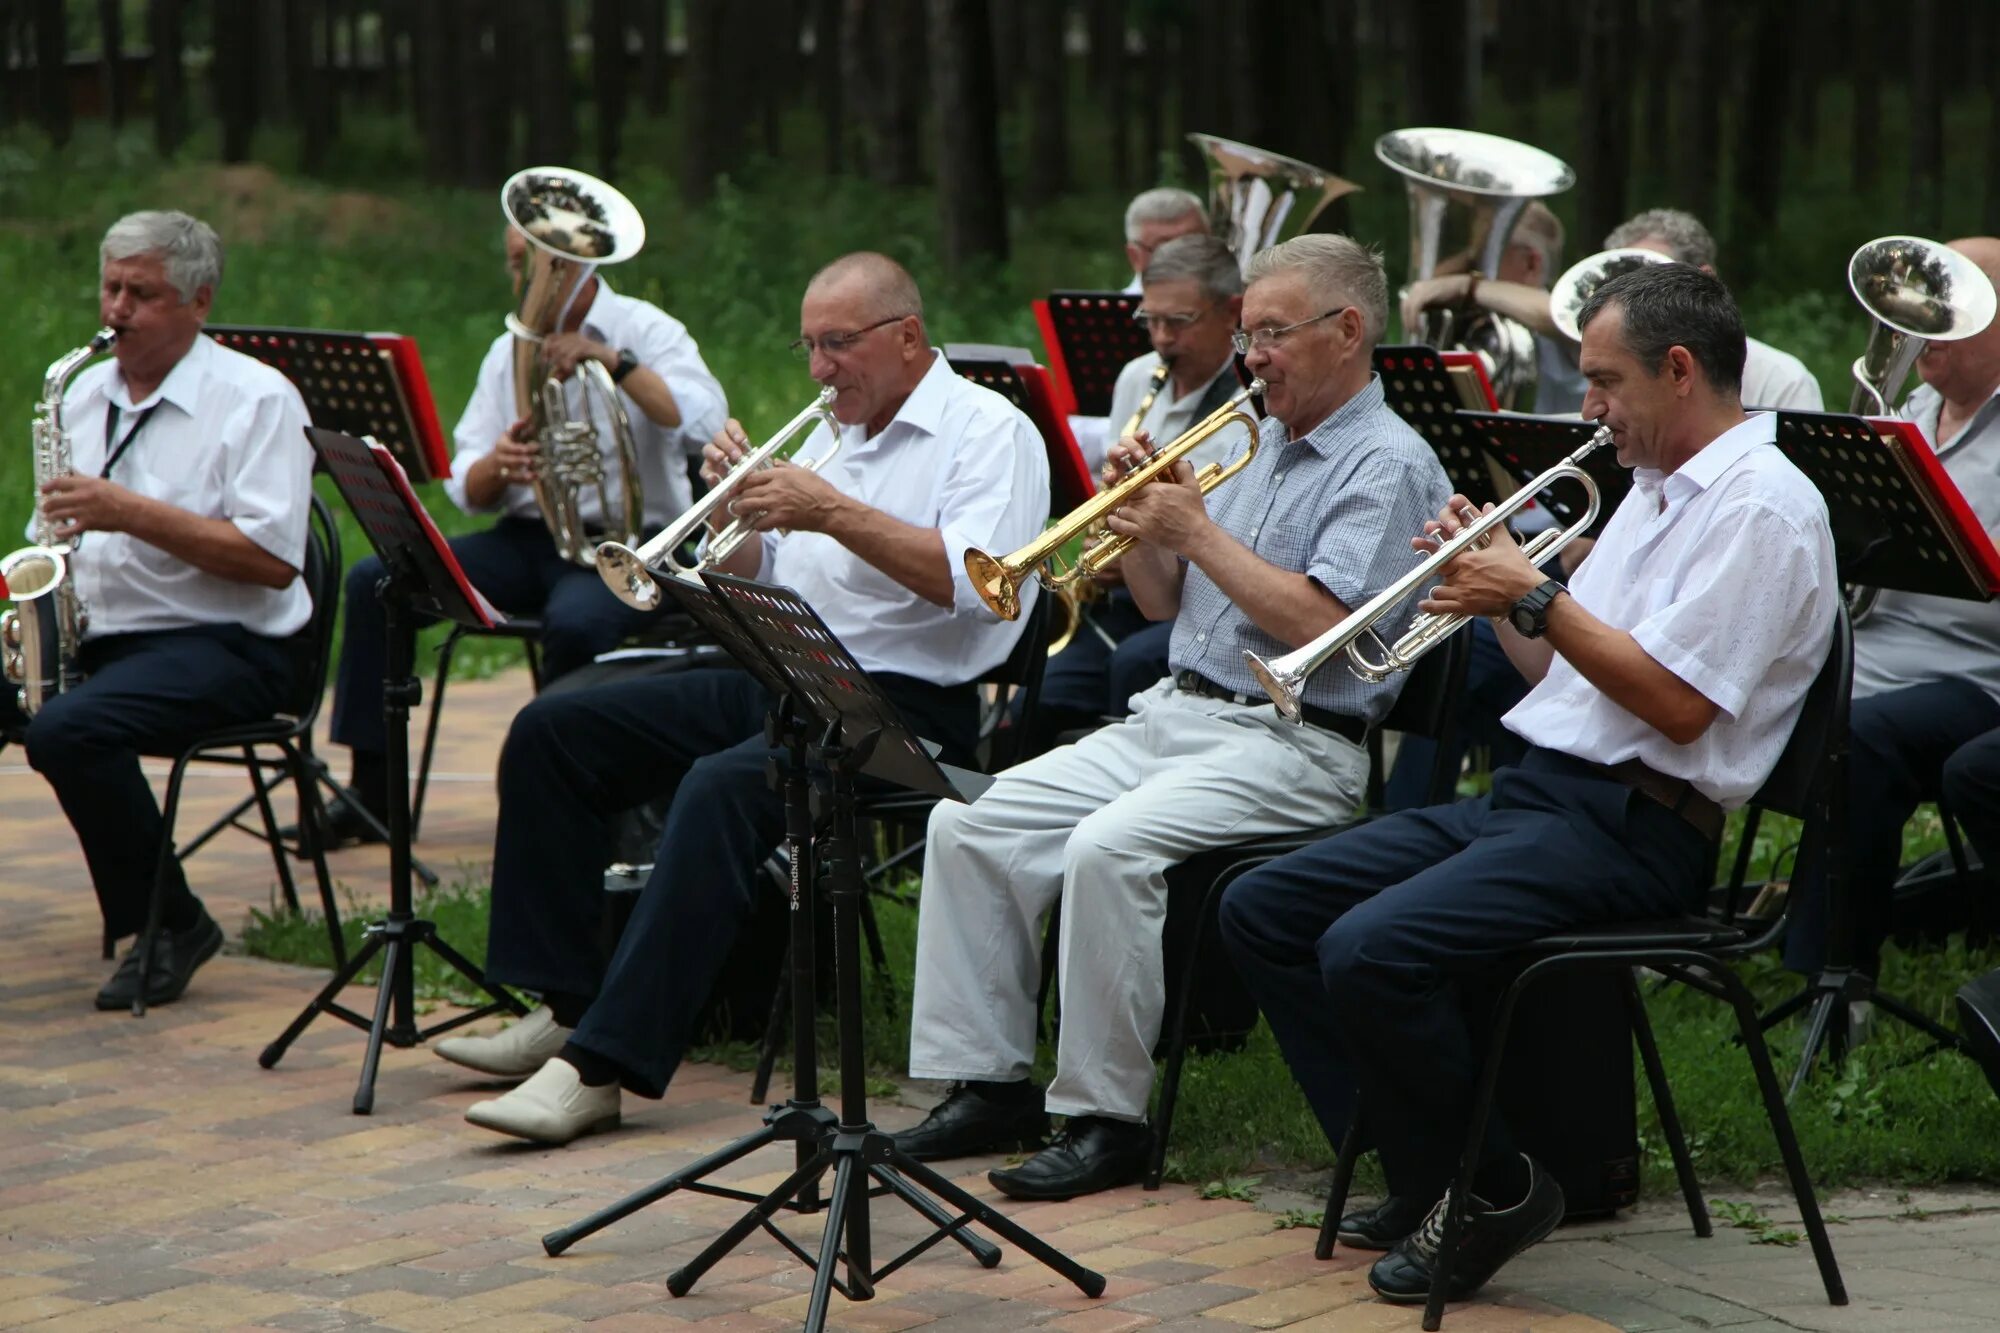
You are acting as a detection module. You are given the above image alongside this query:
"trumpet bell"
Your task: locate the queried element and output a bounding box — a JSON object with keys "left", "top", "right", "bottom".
{"left": 1188, "top": 133, "right": 1362, "bottom": 268}
{"left": 965, "top": 548, "right": 1023, "bottom": 622}
{"left": 1549, "top": 247, "right": 1676, "bottom": 342}
{"left": 595, "top": 541, "right": 660, "bottom": 612}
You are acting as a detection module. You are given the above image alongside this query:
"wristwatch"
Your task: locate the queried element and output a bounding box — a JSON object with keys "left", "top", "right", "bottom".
{"left": 609, "top": 347, "right": 639, "bottom": 384}
{"left": 1509, "top": 578, "right": 1566, "bottom": 639}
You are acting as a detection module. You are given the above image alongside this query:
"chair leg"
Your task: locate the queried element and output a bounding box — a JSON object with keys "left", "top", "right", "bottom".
{"left": 1316, "top": 1115, "right": 1364, "bottom": 1260}
{"left": 243, "top": 744, "right": 302, "bottom": 916}
{"left": 284, "top": 739, "right": 347, "bottom": 972}
{"left": 1146, "top": 865, "right": 1239, "bottom": 1191}
{"left": 1623, "top": 969, "right": 1709, "bottom": 1238}
{"left": 411, "top": 630, "right": 460, "bottom": 843}
{"left": 1706, "top": 957, "right": 1848, "bottom": 1307}
{"left": 135, "top": 753, "right": 198, "bottom": 1018}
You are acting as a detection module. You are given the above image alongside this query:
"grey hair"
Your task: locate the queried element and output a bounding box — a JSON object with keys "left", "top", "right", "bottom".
{"left": 1243, "top": 233, "right": 1389, "bottom": 346}
{"left": 1124, "top": 187, "right": 1206, "bottom": 243}
{"left": 1141, "top": 234, "right": 1243, "bottom": 302}
{"left": 1508, "top": 202, "right": 1565, "bottom": 285}
{"left": 1604, "top": 207, "right": 1719, "bottom": 271}
{"left": 807, "top": 250, "right": 925, "bottom": 326}
{"left": 101, "top": 210, "right": 224, "bottom": 303}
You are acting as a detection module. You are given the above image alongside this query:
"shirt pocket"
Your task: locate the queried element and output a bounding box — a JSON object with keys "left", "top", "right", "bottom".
{"left": 121, "top": 450, "right": 216, "bottom": 519}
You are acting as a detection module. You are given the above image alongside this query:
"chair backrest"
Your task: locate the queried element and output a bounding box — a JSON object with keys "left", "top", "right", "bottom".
{"left": 287, "top": 494, "right": 343, "bottom": 723}
{"left": 1748, "top": 602, "right": 1853, "bottom": 821}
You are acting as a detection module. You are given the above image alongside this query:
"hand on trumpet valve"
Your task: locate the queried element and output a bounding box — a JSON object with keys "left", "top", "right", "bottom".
{"left": 492, "top": 419, "right": 540, "bottom": 485}
{"left": 1101, "top": 430, "right": 1155, "bottom": 487}
{"left": 1101, "top": 457, "right": 1208, "bottom": 556}
{"left": 1412, "top": 494, "right": 1543, "bottom": 620}
{"left": 701, "top": 419, "right": 755, "bottom": 491}
{"left": 729, "top": 458, "right": 844, "bottom": 534}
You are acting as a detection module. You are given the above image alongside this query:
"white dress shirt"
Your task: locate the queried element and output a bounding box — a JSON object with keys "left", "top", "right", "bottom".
{"left": 61, "top": 334, "right": 313, "bottom": 639}
{"left": 1742, "top": 336, "right": 1823, "bottom": 410}
{"left": 744, "top": 352, "right": 1051, "bottom": 686}
{"left": 445, "top": 278, "right": 726, "bottom": 529}
{"left": 1102, "top": 352, "right": 1248, "bottom": 475}
{"left": 1505, "top": 412, "right": 1838, "bottom": 807}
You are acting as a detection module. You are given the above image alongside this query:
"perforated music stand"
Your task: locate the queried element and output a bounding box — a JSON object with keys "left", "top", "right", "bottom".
{"left": 1033, "top": 290, "right": 1149, "bottom": 417}
{"left": 544, "top": 573, "right": 1100, "bottom": 1333}
{"left": 1374, "top": 345, "right": 1505, "bottom": 507}
{"left": 207, "top": 325, "right": 450, "bottom": 482}
{"left": 1463, "top": 411, "right": 1633, "bottom": 538}
{"left": 260, "top": 428, "right": 526, "bottom": 1114}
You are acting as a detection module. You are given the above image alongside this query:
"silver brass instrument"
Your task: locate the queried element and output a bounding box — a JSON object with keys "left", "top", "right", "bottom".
{"left": 1550, "top": 247, "right": 1675, "bottom": 342}
{"left": 596, "top": 386, "right": 841, "bottom": 611}
{"left": 1846, "top": 235, "right": 1997, "bottom": 415}
{"left": 1188, "top": 133, "right": 1361, "bottom": 270}
{"left": 502, "top": 166, "right": 648, "bottom": 566}
{"left": 966, "top": 381, "right": 1264, "bottom": 621}
{"left": 1376, "top": 127, "right": 1576, "bottom": 410}
{"left": 1248, "top": 425, "right": 1611, "bottom": 721}
{"left": 2, "top": 328, "right": 115, "bottom": 715}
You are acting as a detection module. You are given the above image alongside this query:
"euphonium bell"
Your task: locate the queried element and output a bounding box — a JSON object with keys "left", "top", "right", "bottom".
{"left": 1549, "top": 248, "right": 1675, "bottom": 342}
{"left": 1846, "top": 235, "right": 1997, "bottom": 415}
{"left": 1187, "top": 133, "right": 1361, "bottom": 270}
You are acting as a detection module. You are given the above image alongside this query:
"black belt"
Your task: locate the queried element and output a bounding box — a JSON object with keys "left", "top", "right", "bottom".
{"left": 1174, "top": 670, "right": 1366, "bottom": 744}
{"left": 1553, "top": 753, "right": 1725, "bottom": 842}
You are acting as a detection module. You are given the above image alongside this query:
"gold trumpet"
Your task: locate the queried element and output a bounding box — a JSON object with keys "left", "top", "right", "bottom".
{"left": 1247, "top": 425, "right": 1611, "bottom": 720}
{"left": 965, "top": 381, "right": 1265, "bottom": 621}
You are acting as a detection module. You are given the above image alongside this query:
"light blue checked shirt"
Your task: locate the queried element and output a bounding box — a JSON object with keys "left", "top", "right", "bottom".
{"left": 1168, "top": 374, "right": 1453, "bottom": 725}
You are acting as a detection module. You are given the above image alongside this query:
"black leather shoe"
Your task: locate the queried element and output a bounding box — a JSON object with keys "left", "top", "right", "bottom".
{"left": 1337, "top": 1194, "right": 1428, "bottom": 1250}
{"left": 96, "top": 909, "right": 225, "bottom": 1011}
{"left": 891, "top": 1083, "right": 1049, "bottom": 1162}
{"left": 1367, "top": 1157, "right": 1565, "bottom": 1304}
{"left": 278, "top": 790, "right": 386, "bottom": 849}
{"left": 987, "top": 1115, "right": 1151, "bottom": 1201}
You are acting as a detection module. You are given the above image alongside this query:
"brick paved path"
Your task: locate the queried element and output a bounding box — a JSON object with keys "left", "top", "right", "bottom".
{"left": 0, "top": 674, "right": 1612, "bottom": 1332}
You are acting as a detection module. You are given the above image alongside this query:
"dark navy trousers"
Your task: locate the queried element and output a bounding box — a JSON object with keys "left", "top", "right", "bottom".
{"left": 484, "top": 665, "right": 978, "bottom": 1097}
{"left": 2, "top": 626, "right": 297, "bottom": 940}
{"left": 1383, "top": 619, "right": 1530, "bottom": 811}
{"left": 329, "top": 516, "right": 655, "bottom": 755}
{"left": 1945, "top": 726, "right": 2000, "bottom": 872}
{"left": 1218, "top": 749, "right": 1711, "bottom": 1204}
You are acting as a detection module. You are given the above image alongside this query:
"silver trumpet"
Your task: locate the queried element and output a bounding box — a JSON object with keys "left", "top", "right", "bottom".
{"left": 1247, "top": 425, "right": 1612, "bottom": 721}
{"left": 596, "top": 386, "right": 841, "bottom": 611}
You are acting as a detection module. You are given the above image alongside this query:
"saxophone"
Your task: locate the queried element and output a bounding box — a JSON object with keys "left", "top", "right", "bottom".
{"left": 1, "top": 328, "right": 115, "bottom": 714}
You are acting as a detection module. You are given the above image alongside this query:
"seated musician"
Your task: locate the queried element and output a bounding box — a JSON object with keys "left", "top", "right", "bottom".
{"left": 893, "top": 235, "right": 1453, "bottom": 1200}
{"left": 1119, "top": 186, "right": 1209, "bottom": 294}
{"left": 1783, "top": 236, "right": 2000, "bottom": 985}
{"left": 1219, "top": 264, "right": 1837, "bottom": 1303}
{"left": 312, "top": 213, "right": 726, "bottom": 844}
{"left": 1026, "top": 234, "right": 1248, "bottom": 754}
{"left": 0, "top": 210, "right": 313, "bottom": 1010}
{"left": 433, "top": 253, "right": 1051, "bottom": 1145}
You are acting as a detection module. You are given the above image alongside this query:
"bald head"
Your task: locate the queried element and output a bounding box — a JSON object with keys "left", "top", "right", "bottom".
{"left": 1915, "top": 236, "right": 2000, "bottom": 407}
{"left": 807, "top": 251, "right": 925, "bottom": 328}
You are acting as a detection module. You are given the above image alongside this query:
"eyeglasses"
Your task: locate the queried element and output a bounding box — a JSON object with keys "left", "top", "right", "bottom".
{"left": 789, "top": 315, "right": 906, "bottom": 361}
{"left": 1231, "top": 308, "right": 1350, "bottom": 355}
{"left": 1133, "top": 303, "right": 1214, "bottom": 332}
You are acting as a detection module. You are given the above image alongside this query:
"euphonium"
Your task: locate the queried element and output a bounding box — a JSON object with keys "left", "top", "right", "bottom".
{"left": 1247, "top": 425, "right": 1611, "bottom": 721}
{"left": 1549, "top": 248, "right": 1674, "bottom": 342}
{"left": 502, "top": 166, "right": 648, "bottom": 566}
{"left": 1187, "top": 133, "right": 1361, "bottom": 270}
{"left": 965, "top": 380, "right": 1264, "bottom": 621}
{"left": 1, "top": 328, "right": 115, "bottom": 715}
{"left": 596, "top": 386, "right": 841, "bottom": 611}
{"left": 1845, "top": 235, "right": 1997, "bottom": 415}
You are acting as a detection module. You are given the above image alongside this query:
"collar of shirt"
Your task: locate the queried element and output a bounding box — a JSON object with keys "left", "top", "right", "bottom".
{"left": 838, "top": 349, "right": 952, "bottom": 457}
{"left": 1904, "top": 379, "right": 2000, "bottom": 455}
{"left": 104, "top": 331, "right": 212, "bottom": 415}
{"left": 1286, "top": 373, "right": 1387, "bottom": 456}
{"left": 1631, "top": 411, "right": 1777, "bottom": 512}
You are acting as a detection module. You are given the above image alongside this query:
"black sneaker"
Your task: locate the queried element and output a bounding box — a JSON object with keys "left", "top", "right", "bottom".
{"left": 890, "top": 1082, "right": 1049, "bottom": 1162}
{"left": 96, "top": 908, "right": 225, "bottom": 1011}
{"left": 1367, "top": 1156, "right": 1565, "bottom": 1304}
{"left": 1337, "top": 1194, "right": 1428, "bottom": 1250}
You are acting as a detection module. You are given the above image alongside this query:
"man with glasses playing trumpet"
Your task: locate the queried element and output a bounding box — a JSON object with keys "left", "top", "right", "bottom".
{"left": 436, "top": 252, "right": 1050, "bottom": 1145}
{"left": 893, "top": 235, "right": 1452, "bottom": 1200}
{"left": 1219, "top": 264, "right": 1837, "bottom": 1306}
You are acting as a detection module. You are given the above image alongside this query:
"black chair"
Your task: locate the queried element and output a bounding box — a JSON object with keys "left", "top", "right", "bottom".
{"left": 1318, "top": 607, "right": 1854, "bottom": 1330}
{"left": 410, "top": 618, "right": 544, "bottom": 841}
{"left": 130, "top": 495, "right": 350, "bottom": 1016}
{"left": 1139, "top": 628, "right": 1472, "bottom": 1190}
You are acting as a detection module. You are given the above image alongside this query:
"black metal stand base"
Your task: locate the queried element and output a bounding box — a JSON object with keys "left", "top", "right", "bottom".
{"left": 1761, "top": 965, "right": 1972, "bottom": 1097}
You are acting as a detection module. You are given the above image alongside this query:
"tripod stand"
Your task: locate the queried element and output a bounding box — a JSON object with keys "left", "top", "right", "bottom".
{"left": 541, "top": 575, "right": 1102, "bottom": 1331}
{"left": 261, "top": 430, "right": 525, "bottom": 1113}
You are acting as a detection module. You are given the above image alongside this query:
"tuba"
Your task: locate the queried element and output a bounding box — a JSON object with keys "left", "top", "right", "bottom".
{"left": 1549, "top": 247, "right": 1675, "bottom": 342}
{"left": 1, "top": 329, "right": 115, "bottom": 715}
{"left": 1376, "top": 127, "right": 1576, "bottom": 409}
{"left": 1188, "top": 133, "right": 1362, "bottom": 270}
{"left": 502, "top": 166, "right": 648, "bottom": 566}
{"left": 1846, "top": 235, "right": 1997, "bottom": 416}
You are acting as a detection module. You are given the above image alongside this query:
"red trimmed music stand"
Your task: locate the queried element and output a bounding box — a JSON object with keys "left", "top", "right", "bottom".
{"left": 1032, "top": 291, "right": 1149, "bottom": 418}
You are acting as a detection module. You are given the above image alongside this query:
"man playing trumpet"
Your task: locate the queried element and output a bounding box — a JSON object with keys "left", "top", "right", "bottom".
{"left": 434, "top": 252, "right": 1051, "bottom": 1145}
{"left": 894, "top": 235, "right": 1452, "bottom": 1200}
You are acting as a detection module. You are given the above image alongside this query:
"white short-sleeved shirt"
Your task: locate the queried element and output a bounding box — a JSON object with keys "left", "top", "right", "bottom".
{"left": 1102, "top": 352, "right": 1247, "bottom": 474}
{"left": 1742, "top": 336, "right": 1823, "bottom": 410}
{"left": 445, "top": 278, "right": 726, "bottom": 529}
{"left": 1504, "top": 412, "right": 1838, "bottom": 808}
{"left": 742, "top": 351, "right": 1052, "bottom": 686}
{"left": 61, "top": 334, "right": 313, "bottom": 639}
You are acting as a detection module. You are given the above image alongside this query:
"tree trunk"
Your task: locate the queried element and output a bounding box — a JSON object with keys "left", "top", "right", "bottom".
{"left": 1095, "top": 0, "right": 1129, "bottom": 188}
{"left": 150, "top": 0, "right": 189, "bottom": 156}
{"left": 1139, "top": 3, "right": 1167, "bottom": 184}
{"left": 1496, "top": 0, "right": 1539, "bottom": 139}
{"left": 1641, "top": 0, "right": 1672, "bottom": 164}
{"left": 1576, "top": 0, "right": 1631, "bottom": 254}
{"left": 989, "top": 0, "right": 1020, "bottom": 114}
{"left": 1987, "top": 16, "right": 2000, "bottom": 234}
{"left": 1850, "top": 0, "right": 1880, "bottom": 194}
{"left": 33, "top": 0, "right": 70, "bottom": 146}
{"left": 519, "top": 0, "right": 576, "bottom": 166}
{"left": 1906, "top": 0, "right": 1942, "bottom": 232}
{"left": 1404, "top": 0, "right": 1470, "bottom": 128}
{"left": 1020, "top": 0, "right": 1068, "bottom": 205}
{"left": 459, "top": 0, "right": 508, "bottom": 188}
{"left": 761, "top": 0, "right": 796, "bottom": 159}
{"left": 815, "top": 0, "right": 844, "bottom": 173}
{"left": 1668, "top": 0, "right": 1716, "bottom": 224}
{"left": 1791, "top": 0, "right": 1822, "bottom": 157}
{"left": 849, "top": 0, "right": 925, "bottom": 187}
{"left": 410, "top": 0, "right": 457, "bottom": 184}
{"left": 930, "top": 0, "right": 1009, "bottom": 269}
{"left": 637, "top": 0, "right": 668, "bottom": 113}
{"left": 213, "top": 0, "right": 259, "bottom": 162}
{"left": 683, "top": 0, "right": 739, "bottom": 203}
{"left": 593, "top": 0, "right": 630, "bottom": 177}
{"left": 99, "top": 0, "right": 127, "bottom": 126}
{"left": 1728, "top": 0, "right": 1788, "bottom": 282}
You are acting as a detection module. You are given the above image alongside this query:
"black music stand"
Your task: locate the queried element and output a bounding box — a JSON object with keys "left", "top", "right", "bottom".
{"left": 1464, "top": 411, "right": 1633, "bottom": 538}
{"left": 542, "top": 574, "right": 1103, "bottom": 1333}
{"left": 1034, "top": 290, "right": 1148, "bottom": 417}
{"left": 1758, "top": 410, "right": 2000, "bottom": 1090}
{"left": 259, "top": 429, "right": 527, "bottom": 1114}
{"left": 1374, "top": 346, "right": 1505, "bottom": 508}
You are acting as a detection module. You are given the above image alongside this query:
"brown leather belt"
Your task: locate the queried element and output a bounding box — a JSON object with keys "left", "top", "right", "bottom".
{"left": 1174, "top": 670, "right": 1367, "bottom": 744}
{"left": 1581, "top": 756, "right": 1725, "bottom": 842}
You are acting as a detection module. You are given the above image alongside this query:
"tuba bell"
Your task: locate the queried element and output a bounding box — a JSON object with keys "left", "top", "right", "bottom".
{"left": 1549, "top": 247, "right": 1676, "bottom": 342}
{"left": 1845, "top": 235, "right": 1997, "bottom": 416}
{"left": 1187, "top": 133, "right": 1362, "bottom": 270}
{"left": 1376, "top": 127, "right": 1576, "bottom": 410}
{"left": 502, "top": 166, "right": 649, "bottom": 567}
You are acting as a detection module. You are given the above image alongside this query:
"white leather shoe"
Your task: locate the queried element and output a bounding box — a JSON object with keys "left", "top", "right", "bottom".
{"left": 434, "top": 1005, "right": 571, "bottom": 1078}
{"left": 465, "top": 1058, "right": 620, "bottom": 1145}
